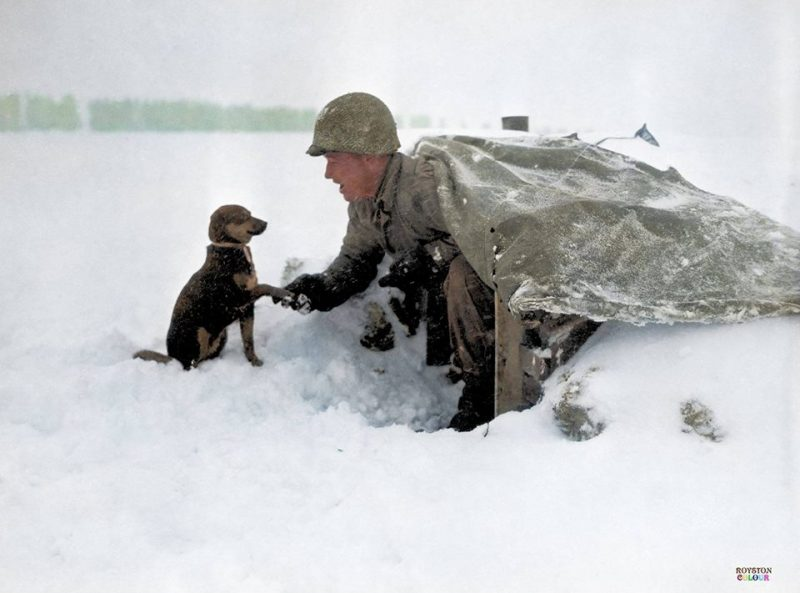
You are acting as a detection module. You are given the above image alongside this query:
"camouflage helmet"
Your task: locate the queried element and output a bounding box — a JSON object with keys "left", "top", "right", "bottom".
{"left": 307, "top": 92, "right": 400, "bottom": 156}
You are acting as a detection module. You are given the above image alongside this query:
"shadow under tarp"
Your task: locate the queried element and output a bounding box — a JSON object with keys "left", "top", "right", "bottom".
{"left": 415, "top": 135, "right": 800, "bottom": 324}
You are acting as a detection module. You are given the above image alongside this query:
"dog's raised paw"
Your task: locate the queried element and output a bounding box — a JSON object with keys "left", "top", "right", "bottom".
{"left": 282, "top": 293, "right": 312, "bottom": 314}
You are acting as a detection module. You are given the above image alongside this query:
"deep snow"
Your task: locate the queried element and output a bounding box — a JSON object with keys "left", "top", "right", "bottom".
{"left": 0, "top": 129, "right": 798, "bottom": 593}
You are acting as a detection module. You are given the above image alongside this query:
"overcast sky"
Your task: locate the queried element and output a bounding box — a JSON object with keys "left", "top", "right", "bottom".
{"left": 2, "top": 0, "right": 797, "bottom": 136}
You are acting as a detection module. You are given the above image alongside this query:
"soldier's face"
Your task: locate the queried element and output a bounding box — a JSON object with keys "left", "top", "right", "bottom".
{"left": 324, "top": 153, "right": 385, "bottom": 202}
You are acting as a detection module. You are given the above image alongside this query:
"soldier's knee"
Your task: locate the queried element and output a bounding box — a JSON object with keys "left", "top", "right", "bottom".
{"left": 444, "top": 254, "right": 471, "bottom": 296}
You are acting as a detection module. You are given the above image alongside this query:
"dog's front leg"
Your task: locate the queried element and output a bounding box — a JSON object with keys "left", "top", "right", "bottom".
{"left": 239, "top": 304, "right": 263, "bottom": 367}
{"left": 251, "top": 284, "right": 291, "bottom": 301}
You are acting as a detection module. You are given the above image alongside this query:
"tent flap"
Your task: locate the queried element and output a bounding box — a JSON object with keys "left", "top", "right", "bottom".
{"left": 415, "top": 135, "right": 800, "bottom": 324}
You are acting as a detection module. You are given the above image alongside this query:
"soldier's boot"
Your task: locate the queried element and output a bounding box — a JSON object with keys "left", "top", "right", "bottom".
{"left": 448, "top": 374, "right": 494, "bottom": 432}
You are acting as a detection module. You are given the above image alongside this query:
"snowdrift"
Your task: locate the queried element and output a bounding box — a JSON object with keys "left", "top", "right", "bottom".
{"left": 1, "top": 130, "right": 798, "bottom": 593}
{"left": 416, "top": 135, "right": 800, "bottom": 324}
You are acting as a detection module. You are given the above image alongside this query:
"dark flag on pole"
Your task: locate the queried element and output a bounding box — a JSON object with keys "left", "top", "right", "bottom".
{"left": 595, "top": 123, "right": 661, "bottom": 147}
{"left": 634, "top": 123, "right": 660, "bottom": 146}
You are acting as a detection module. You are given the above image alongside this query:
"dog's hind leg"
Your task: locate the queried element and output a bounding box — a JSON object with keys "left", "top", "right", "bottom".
{"left": 195, "top": 327, "right": 228, "bottom": 367}
{"left": 207, "top": 328, "right": 227, "bottom": 361}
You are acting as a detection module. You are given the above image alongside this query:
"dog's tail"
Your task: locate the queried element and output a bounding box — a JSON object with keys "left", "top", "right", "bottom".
{"left": 133, "top": 350, "right": 173, "bottom": 364}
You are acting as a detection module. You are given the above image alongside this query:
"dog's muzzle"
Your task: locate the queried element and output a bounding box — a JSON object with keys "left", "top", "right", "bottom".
{"left": 250, "top": 218, "right": 268, "bottom": 235}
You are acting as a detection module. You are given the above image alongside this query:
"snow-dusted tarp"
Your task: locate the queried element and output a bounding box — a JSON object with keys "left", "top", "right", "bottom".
{"left": 415, "top": 135, "right": 800, "bottom": 324}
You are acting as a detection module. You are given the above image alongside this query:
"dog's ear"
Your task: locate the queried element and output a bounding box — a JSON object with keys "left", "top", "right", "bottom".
{"left": 208, "top": 208, "right": 227, "bottom": 242}
{"left": 208, "top": 208, "right": 225, "bottom": 243}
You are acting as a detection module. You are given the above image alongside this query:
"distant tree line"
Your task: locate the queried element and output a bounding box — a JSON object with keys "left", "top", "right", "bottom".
{"left": 0, "top": 94, "right": 81, "bottom": 131}
{"left": 88, "top": 99, "right": 318, "bottom": 132}
{"left": 1, "top": 93, "right": 435, "bottom": 132}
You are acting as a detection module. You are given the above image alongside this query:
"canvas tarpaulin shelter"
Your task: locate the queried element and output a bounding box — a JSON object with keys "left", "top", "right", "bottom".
{"left": 415, "top": 135, "right": 800, "bottom": 324}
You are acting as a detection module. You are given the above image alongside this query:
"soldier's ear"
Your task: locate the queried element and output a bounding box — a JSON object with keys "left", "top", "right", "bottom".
{"left": 364, "top": 154, "right": 391, "bottom": 171}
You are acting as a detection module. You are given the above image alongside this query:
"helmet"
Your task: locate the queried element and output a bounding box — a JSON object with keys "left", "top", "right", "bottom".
{"left": 307, "top": 92, "right": 400, "bottom": 156}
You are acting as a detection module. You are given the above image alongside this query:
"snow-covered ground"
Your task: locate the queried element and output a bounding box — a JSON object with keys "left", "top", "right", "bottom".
{"left": 1, "top": 129, "right": 798, "bottom": 592}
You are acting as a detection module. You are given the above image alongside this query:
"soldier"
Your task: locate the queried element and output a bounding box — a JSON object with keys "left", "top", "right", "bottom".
{"left": 282, "top": 92, "right": 496, "bottom": 431}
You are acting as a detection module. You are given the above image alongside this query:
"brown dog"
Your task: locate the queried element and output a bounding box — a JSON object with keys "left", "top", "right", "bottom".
{"left": 134, "top": 204, "right": 291, "bottom": 370}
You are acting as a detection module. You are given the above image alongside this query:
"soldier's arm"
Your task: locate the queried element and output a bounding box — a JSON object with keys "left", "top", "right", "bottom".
{"left": 416, "top": 159, "right": 461, "bottom": 268}
{"left": 286, "top": 204, "right": 384, "bottom": 311}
